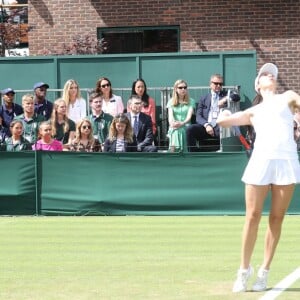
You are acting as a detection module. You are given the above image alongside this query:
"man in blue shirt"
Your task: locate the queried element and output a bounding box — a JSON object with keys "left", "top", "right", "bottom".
{"left": 0, "top": 88, "right": 23, "bottom": 142}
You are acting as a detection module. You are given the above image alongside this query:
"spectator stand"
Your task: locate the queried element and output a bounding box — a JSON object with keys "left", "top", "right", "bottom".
{"left": 10, "top": 85, "right": 241, "bottom": 151}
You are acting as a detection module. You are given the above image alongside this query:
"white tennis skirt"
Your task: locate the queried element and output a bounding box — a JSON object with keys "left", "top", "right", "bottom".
{"left": 242, "top": 158, "right": 300, "bottom": 185}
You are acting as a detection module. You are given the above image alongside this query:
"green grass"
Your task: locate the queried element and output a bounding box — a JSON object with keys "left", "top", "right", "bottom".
{"left": 0, "top": 216, "right": 299, "bottom": 300}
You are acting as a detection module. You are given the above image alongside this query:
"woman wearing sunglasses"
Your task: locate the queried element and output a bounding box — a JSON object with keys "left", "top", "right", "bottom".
{"left": 167, "top": 79, "right": 195, "bottom": 152}
{"left": 103, "top": 113, "right": 137, "bottom": 152}
{"left": 95, "top": 77, "right": 124, "bottom": 117}
{"left": 69, "top": 119, "right": 101, "bottom": 152}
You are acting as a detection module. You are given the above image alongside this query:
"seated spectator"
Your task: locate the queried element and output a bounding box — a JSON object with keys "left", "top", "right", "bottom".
{"left": 104, "top": 113, "right": 137, "bottom": 152}
{"left": 33, "top": 82, "right": 53, "bottom": 120}
{"left": 167, "top": 79, "right": 194, "bottom": 152}
{"left": 87, "top": 91, "right": 113, "bottom": 146}
{"left": 126, "top": 95, "right": 157, "bottom": 152}
{"left": 62, "top": 79, "right": 87, "bottom": 123}
{"left": 3, "top": 120, "right": 31, "bottom": 151}
{"left": 32, "top": 121, "right": 63, "bottom": 151}
{"left": 0, "top": 87, "right": 23, "bottom": 142}
{"left": 14, "top": 94, "right": 45, "bottom": 145}
{"left": 186, "top": 74, "right": 227, "bottom": 152}
{"left": 69, "top": 119, "right": 101, "bottom": 152}
{"left": 50, "top": 98, "right": 76, "bottom": 148}
{"left": 95, "top": 77, "right": 124, "bottom": 117}
{"left": 128, "top": 78, "right": 157, "bottom": 135}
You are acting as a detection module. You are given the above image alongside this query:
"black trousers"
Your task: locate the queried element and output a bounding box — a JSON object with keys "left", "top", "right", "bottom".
{"left": 186, "top": 124, "right": 220, "bottom": 152}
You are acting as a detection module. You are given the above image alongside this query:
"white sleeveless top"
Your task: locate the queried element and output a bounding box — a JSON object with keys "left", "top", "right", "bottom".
{"left": 251, "top": 94, "right": 298, "bottom": 160}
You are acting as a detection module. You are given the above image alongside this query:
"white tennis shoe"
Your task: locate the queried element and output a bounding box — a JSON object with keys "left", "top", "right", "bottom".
{"left": 252, "top": 267, "right": 269, "bottom": 292}
{"left": 232, "top": 266, "right": 253, "bottom": 292}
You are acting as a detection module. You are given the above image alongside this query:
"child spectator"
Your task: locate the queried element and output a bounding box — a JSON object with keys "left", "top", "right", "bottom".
{"left": 3, "top": 120, "right": 31, "bottom": 151}
{"left": 32, "top": 121, "right": 63, "bottom": 151}
{"left": 104, "top": 113, "right": 137, "bottom": 152}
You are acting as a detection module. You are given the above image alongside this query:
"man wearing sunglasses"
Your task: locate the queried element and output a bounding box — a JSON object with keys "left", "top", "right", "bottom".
{"left": 186, "top": 74, "right": 227, "bottom": 152}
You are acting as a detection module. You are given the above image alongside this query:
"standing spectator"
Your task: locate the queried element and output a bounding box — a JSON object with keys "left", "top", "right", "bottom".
{"left": 104, "top": 113, "right": 137, "bottom": 152}
{"left": 95, "top": 77, "right": 124, "bottom": 117}
{"left": 0, "top": 87, "right": 23, "bottom": 142}
{"left": 126, "top": 95, "right": 157, "bottom": 152}
{"left": 186, "top": 74, "right": 227, "bottom": 151}
{"left": 128, "top": 78, "right": 157, "bottom": 135}
{"left": 62, "top": 79, "right": 87, "bottom": 123}
{"left": 167, "top": 79, "right": 194, "bottom": 152}
{"left": 33, "top": 82, "right": 53, "bottom": 120}
{"left": 14, "top": 94, "right": 45, "bottom": 145}
{"left": 32, "top": 121, "right": 63, "bottom": 151}
{"left": 69, "top": 119, "right": 101, "bottom": 152}
{"left": 87, "top": 92, "right": 113, "bottom": 145}
{"left": 50, "top": 98, "right": 76, "bottom": 147}
{"left": 3, "top": 120, "right": 31, "bottom": 151}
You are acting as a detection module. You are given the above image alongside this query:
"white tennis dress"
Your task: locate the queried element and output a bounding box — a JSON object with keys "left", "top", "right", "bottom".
{"left": 242, "top": 94, "right": 300, "bottom": 185}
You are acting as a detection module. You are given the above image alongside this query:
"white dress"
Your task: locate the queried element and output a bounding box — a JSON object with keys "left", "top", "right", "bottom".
{"left": 242, "top": 94, "right": 300, "bottom": 185}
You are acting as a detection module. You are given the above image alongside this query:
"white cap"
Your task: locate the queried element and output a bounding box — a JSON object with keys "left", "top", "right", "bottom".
{"left": 254, "top": 63, "right": 278, "bottom": 93}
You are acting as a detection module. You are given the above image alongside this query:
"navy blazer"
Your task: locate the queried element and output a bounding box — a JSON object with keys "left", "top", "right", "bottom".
{"left": 126, "top": 112, "right": 154, "bottom": 150}
{"left": 195, "top": 90, "right": 227, "bottom": 136}
{"left": 103, "top": 136, "right": 137, "bottom": 152}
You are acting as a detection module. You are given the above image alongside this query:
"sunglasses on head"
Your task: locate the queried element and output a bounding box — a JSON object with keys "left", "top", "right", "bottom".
{"left": 177, "top": 86, "right": 187, "bottom": 90}
{"left": 82, "top": 125, "right": 91, "bottom": 129}
{"left": 101, "top": 83, "right": 111, "bottom": 88}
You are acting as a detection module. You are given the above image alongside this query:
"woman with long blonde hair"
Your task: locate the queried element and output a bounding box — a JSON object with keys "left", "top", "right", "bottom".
{"left": 69, "top": 119, "right": 101, "bottom": 152}
{"left": 62, "top": 79, "right": 87, "bottom": 123}
{"left": 104, "top": 113, "right": 137, "bottom": 152}
{"left": 167, "top": 79, "right": 195, "bottom": 152}
{"left": 50, "top": 98, "right": 76, "bottom": 147}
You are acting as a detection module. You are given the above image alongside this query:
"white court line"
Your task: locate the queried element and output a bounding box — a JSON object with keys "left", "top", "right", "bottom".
{"left": 259, "top": 267, "right": 300, "bottom": 300}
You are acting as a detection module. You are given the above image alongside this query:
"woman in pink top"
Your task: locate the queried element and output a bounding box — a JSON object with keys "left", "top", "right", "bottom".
{"left": 32, "top": 121, "right": 63, "bottom": 151}
{"left": 128, "top": 78, "right": 157, "bottom": 135}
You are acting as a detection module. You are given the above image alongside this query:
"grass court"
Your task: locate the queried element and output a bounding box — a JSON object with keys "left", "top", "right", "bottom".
{"left": 0, "top": 216, "right": 299, "bottom": 299}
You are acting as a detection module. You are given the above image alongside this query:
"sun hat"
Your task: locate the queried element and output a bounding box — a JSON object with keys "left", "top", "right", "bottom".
{"left": 255, "top": 63, "right": 278, "bottom": 93}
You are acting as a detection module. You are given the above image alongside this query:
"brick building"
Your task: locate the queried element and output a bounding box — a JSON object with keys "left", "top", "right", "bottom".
{"left": 29, "top": 0, "right": 300, "bottom": 92}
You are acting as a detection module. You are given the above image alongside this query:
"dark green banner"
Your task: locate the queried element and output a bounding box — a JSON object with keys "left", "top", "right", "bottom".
{"left": 1, "top": 152, "right": 300, "bottom": 216}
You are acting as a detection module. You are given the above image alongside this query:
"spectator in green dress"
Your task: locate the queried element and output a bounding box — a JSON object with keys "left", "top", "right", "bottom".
{"left": 167, "top": 79, "right": 195, "bottom": 152}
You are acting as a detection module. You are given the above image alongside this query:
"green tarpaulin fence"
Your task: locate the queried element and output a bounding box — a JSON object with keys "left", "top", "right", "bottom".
{"left": 1, "top": 152, "right": 300, "bottom": 216}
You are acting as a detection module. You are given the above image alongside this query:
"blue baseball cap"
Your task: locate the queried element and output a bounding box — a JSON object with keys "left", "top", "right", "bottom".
{"left": 1, "top": 88, "right": 15, "bottom": 95}
{"left": 33, "top": 82, "right": 49, "bottom": 90}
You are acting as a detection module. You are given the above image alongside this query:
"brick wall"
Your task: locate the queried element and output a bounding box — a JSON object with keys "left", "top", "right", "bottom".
{"left": 29, "top": 0, "right": 300, "bottom": 92}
